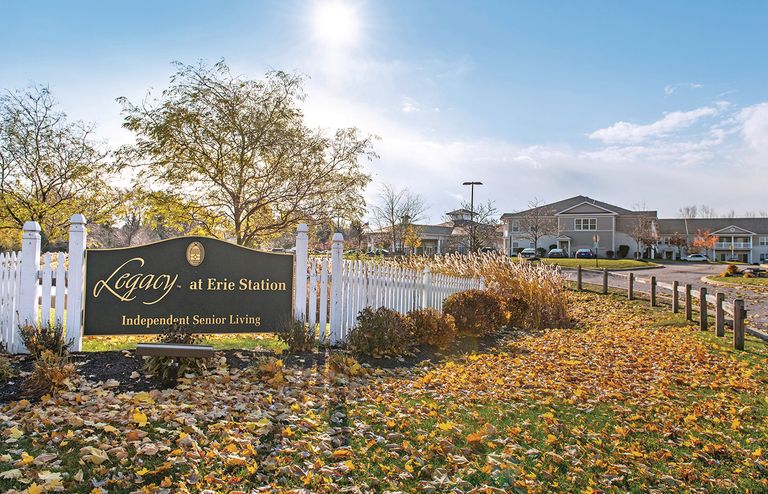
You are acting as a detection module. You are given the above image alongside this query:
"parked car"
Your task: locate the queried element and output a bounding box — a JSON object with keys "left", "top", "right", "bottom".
{"left": 517, "top": 248, "right": 539, "bottom": 260}
{"left": 575, "top": 248, "right": 594, "bottom": 259}
{"left": 684, "top": 253, "right": 709, "bottom": 262}
{"left": 367, "top": 248, "right": 389, "bottom": 256}
{"left": 547, "top": 248, "right": 568, "bottom": 258}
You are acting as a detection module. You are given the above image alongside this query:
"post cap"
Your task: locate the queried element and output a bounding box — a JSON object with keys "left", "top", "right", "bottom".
{"left": 332, "top": 232, "right": 344, "bottom": 242}
{"left": 22, "top": 221, "right": 41, "bottom": 232}
{"left": 297, "top": 223, "right": 308, "bottom": 233}
{"left": 70, "top": 214, "right": 87, "bottom": 225}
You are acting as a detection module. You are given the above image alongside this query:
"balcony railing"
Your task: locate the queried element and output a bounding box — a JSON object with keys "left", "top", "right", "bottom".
{"left": 715, "top": 242, "right": 752, "bottom": 249}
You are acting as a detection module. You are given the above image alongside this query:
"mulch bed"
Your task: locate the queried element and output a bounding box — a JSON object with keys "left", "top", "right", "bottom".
{"left": 0, "top": 329, "right": 519, "bottom": 403}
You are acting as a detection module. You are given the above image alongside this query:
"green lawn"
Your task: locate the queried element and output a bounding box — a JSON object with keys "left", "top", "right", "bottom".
{"left": 707, "top": 275, "right": 768, "bottom": 288}
{"left": 538, "top": 258, "right": 656, "bottom": 269}
{"left": 82, "top": 333, "right": 286, "bottom": 352}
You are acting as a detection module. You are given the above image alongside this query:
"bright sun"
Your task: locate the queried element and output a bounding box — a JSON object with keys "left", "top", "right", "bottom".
{"left": 312, "top": 1, "right": 360, "bottom": 47}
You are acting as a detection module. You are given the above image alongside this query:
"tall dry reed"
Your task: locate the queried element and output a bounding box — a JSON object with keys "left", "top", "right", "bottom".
{"left": 392, "top": 252, "right": 570, "bottom": 330}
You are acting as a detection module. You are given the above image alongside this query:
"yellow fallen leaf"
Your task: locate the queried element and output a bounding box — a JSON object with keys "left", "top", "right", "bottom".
{"left": 27, "top": 483, "right": 43, "bottom": 494}
{"left": 133, "top": 410, "right": 148, "bottom": 427}
{"left": 102, "top": 425, "right": 119, "bottom": 434}
{"left": 7, "top": 427, "right": 23, "bottom": 440}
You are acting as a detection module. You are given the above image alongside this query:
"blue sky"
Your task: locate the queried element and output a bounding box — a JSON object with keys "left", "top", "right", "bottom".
{"left": 3, "top": 1, "right": 767, "bottom": 221}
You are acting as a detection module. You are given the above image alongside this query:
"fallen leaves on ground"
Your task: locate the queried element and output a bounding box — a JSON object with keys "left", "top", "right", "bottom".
{"left": 1, "top": 291, "right": 767, "bottom": 493}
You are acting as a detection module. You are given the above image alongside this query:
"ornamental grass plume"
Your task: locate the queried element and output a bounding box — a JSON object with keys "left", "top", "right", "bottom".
{"left": 393, "top": 252, "right": 570, "bottom": 330}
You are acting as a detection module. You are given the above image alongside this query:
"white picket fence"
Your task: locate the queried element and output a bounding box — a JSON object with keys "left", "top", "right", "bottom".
{"left": 294, "top": 229, "right": 483, "bottom": 345}
{"left": 0, "top": 252, "right": 21, "bottom": 352}
{"left": 0, "top": 215, "right": 86, "bottom": 354}
{"left": 0, "top": 218, "right": 481, "bottom": 352}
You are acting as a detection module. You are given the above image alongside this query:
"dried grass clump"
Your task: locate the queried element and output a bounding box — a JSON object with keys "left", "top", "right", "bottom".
{"left": 393, "top": 252, "right": 570, "bottom": 330}
{"left": 22, "top": 350, "right": 77, "bottom": 398}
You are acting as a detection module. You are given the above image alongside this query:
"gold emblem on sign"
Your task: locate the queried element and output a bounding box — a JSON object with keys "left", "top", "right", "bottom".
{"left": 186, "top": 242, "right": 205, "bottom": 266}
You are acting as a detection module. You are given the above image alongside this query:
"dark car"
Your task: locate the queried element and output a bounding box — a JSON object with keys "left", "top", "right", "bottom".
{"left": 547, "top": 248, "right": 568, "bottom": 258}
{"left": 575, "top": 248, "right": 594, "bottom": 259}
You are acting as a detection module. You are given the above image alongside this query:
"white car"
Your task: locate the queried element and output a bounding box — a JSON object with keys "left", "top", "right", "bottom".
{"left": 684, "top": 254, "right": 709, "bottom": 262}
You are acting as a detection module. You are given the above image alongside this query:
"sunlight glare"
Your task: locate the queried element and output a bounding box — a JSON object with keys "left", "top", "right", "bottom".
{"left": 312, "top": 1, "right": 360, "bottom": 47}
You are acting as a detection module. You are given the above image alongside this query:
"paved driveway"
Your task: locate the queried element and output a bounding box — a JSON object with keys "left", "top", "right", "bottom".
{"left": 564, "top": 262, "right": 768, "bottom": 336}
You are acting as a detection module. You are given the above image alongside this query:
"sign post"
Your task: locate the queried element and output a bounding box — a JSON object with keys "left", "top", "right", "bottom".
{"left": 592, "top": 234, "right": 600, "bottom": 268}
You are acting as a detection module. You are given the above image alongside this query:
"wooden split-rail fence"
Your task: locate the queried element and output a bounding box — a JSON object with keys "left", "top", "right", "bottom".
{"left": 574, "top": 265, "right": 755, "bottom": 350}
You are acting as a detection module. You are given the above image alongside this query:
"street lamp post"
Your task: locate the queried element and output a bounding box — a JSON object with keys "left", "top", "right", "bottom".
{"left": 462, "top": 181, "right": 483, "bottom": 252}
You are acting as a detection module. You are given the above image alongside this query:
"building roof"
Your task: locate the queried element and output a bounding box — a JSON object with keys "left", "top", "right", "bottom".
{"left": 501, "top": 195, "right": 642, "bottom": 219}
{"left": 657, "top": 218, "right": 768, "bottom": 235}
{"left": 446, "top": 208, "right": 473, "bottom": 216}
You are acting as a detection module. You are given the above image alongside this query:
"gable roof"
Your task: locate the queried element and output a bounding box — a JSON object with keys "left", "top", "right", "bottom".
{"left": 657, "top": 218, "right": 768, "bottom": 235}
{"left": 501, "top": 195, "right": 638, "bottom": 219}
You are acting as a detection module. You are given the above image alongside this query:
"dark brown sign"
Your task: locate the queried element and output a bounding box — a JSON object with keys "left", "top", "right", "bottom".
{"left": 84, "top": 237, "right": 293, "bottom": 335}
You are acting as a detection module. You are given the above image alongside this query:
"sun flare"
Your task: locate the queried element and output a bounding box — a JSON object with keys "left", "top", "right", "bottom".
{"left": 312, "top": 1, "right": 360, "bottom": 47}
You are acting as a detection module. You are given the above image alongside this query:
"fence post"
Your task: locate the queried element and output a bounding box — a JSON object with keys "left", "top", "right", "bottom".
{"left": 576, "top": 265, "right": 582, "bottom": 291}
{"left": 422, "top": 266, "right": 432, "bottom": 309}
{"left": 684, "top": 284, "right": 692, "bottom": 321}
{"left": 16, "top": 221, "right": 42, "bottom": 354}
{"left": 293, "top": 224, "right": 308, "bottom": 321}
{"left": 329, "top": 232, "right": 344, "bottom": 346}
{"left": 733, "top": 298, "right": 745, "bottom": 350}
{"left": 715, "top": 292, "right": 724, "bottom": 337}
{"left": 628, "top": 273, "right": 634, "bottom": 300}
{"left": 602, "top": 268, "right": 608, "bottom": 295}
{"left": 672, "top": 281, "right": 679, "bottom": 313}
{"left": 65, "top": 214, "right": 87, "bottom": 352}
{"left": 650, "top": 276, "right": 657, "bottom": 307}
{"left": 699, "top": 287, "right": 708, "bottom": 331}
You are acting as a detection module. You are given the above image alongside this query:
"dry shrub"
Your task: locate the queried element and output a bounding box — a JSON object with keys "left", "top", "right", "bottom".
{"left": 407, "top": 308, "right": 457, "bottom": 348}
{"left": 278, "top": 320, "right": 314, "bottom": 353}
{"left": 347, "top": 307, "right": 413, "bottom": 356}
{"left": 721, "top": 264, "right": 740, "bottom": 277}
{"left": 743, "top": 271, "right": 754, "bottom": 278}
{"left": 0, "top": 355, "right": 14, "bottom": 383}
{"left": 393, "top": 252, "right": 570, "bottom": 330}
{"left": 19, "top": 322, "right": 72, "bottom": 359}
{"left": 22, "top": 350, "right": 77, "bottom": 398}
{"left": 443, "top": 289, "right": 505, "bottom": 337}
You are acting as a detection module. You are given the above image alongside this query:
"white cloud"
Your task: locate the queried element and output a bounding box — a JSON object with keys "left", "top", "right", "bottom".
{"left": 664, "top": 82, "right": 703, "bottom": 95}
{"left": 738, "top": 102, "right": 768, "bottom": 162}
{"left": 401, "top": 101, "right": 419, "bottom": 113}
{"left": 588, "top": 106, "right": 721, "bottom": 144}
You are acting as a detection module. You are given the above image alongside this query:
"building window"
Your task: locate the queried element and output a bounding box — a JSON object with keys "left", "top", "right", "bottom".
{"left": 760, "top": 237, "right": 768, "bottom": 246}
{"left": 511, "top": 221, "right": 519, "bottom": 232}
{"left": 574, "top": 218, "right": 597, "bottom": 230}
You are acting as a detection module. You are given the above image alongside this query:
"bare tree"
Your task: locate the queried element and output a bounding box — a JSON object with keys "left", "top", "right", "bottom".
{"left": 369, "top": 184, "right": 427, "bottom": 252}
{"left": 516, "top": 197, "right": 558, "bottom": 251}
{"left": 678, "top": 205, "right": 698, "bottom": 218}
{"left": 455, "top": 199, "right": 499, "bottom": 251}
{"left": 0, "top": 85, "right": 118, "bottom": 246}
{"left": 628, "top": 214, "right": 658, "bottom": 259}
